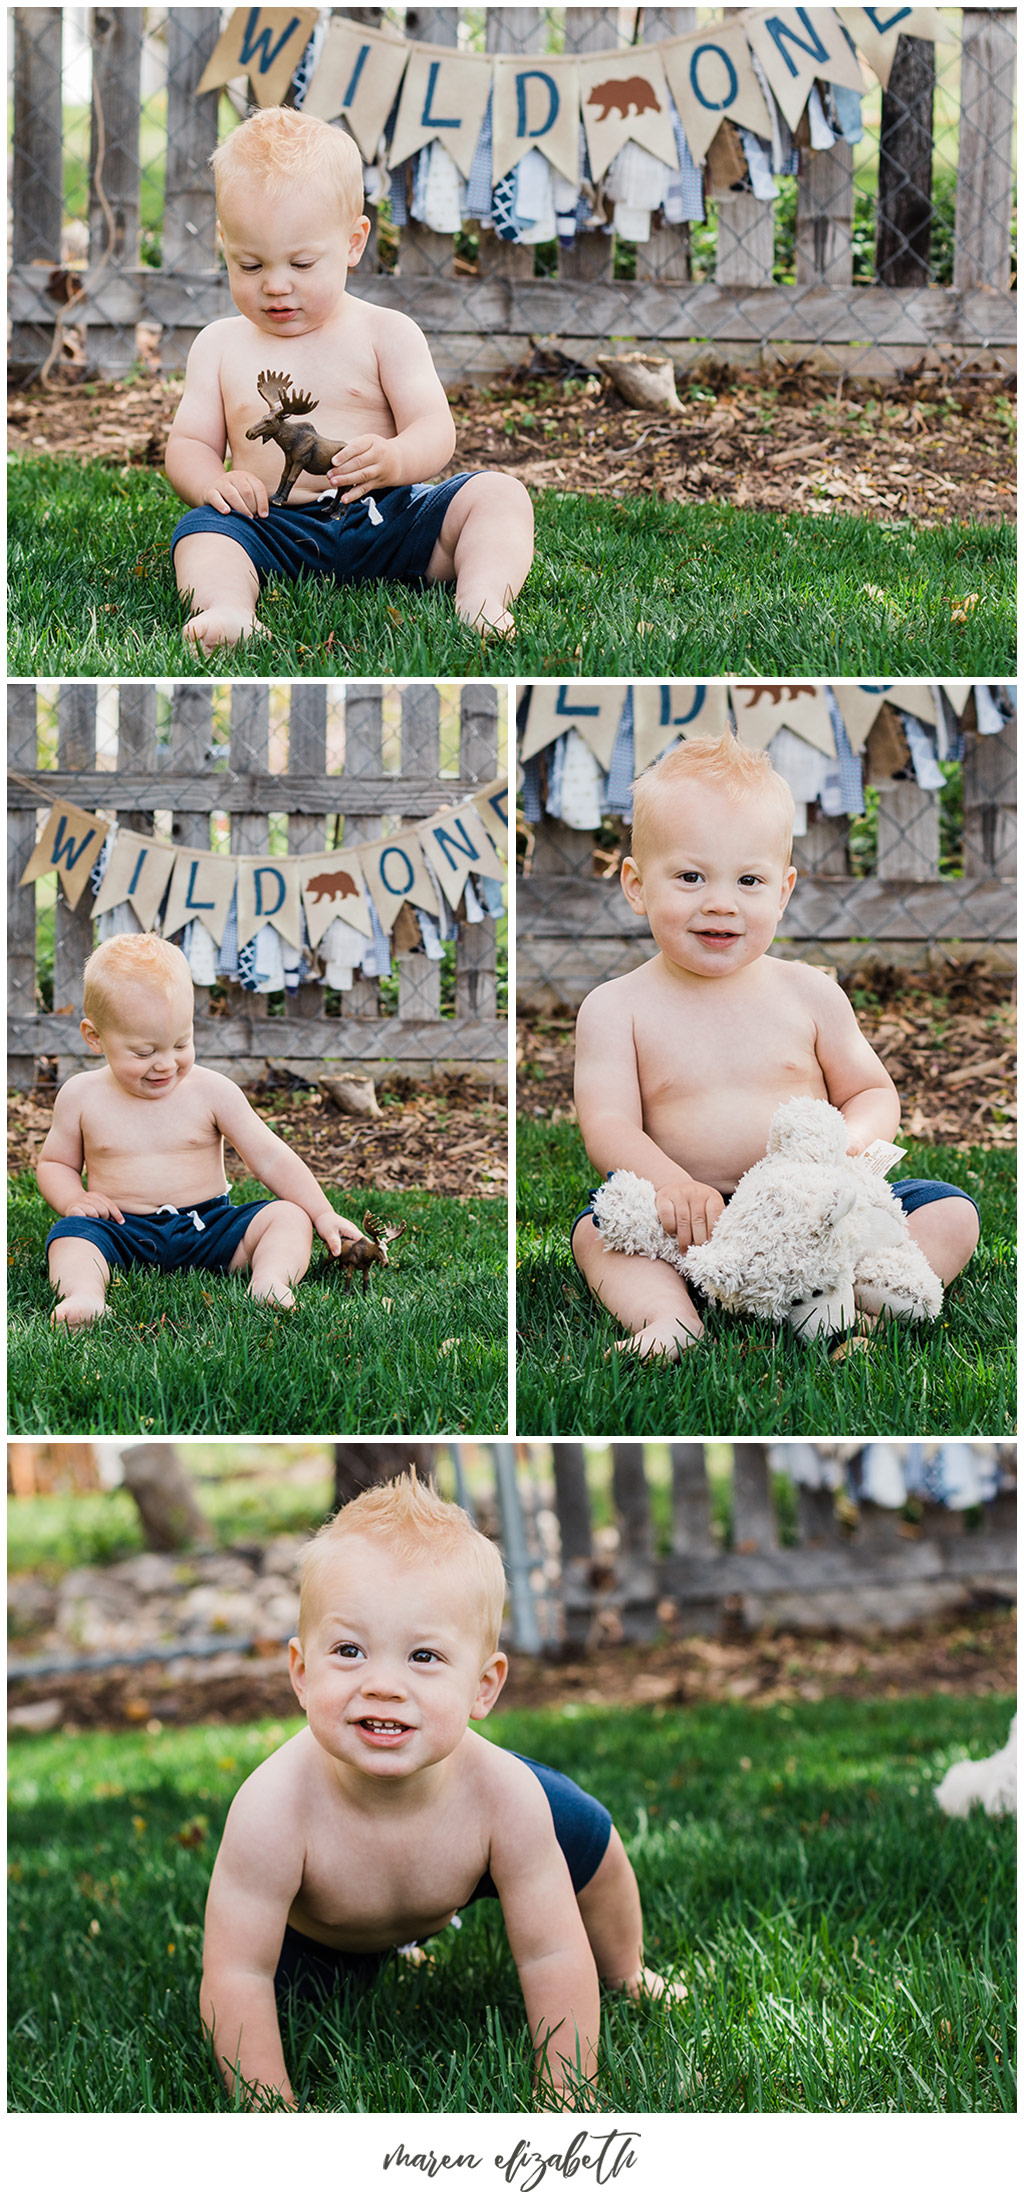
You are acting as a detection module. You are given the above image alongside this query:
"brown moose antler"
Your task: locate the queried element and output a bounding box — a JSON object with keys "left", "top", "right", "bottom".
{"left": 246, "top": 367, "right": 344, "bottom": 508}
{"left": 338, "top": 1211, "right": 408, "bottom": 1294}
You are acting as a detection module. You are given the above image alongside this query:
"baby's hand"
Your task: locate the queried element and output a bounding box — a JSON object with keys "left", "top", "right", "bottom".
{"left": 314, "top": 1207, "right": 361, "bottom": 1258}
{"left": 66, "top": 1194, "right": 125, "bottom": 1224}
{"left": 202, "top": 471, "right": 269, "bottom": 518}
{"left": 655, "top": 1178, "right": 725, "bottom": 1251}
{"left": 328, "top": 435, "right": 398, "bottom": 504}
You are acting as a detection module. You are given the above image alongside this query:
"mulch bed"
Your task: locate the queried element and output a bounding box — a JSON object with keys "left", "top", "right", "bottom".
{"left": 518, "top": 962, "right": 1016, "bottom": 1150}
{"left": 7, "top": 1068, "right": 508, "bottom": 1201}
{"left": 8, "top": 357, "right": 1015, "bottom": 525}
{"left": 8, "top": 1611, "right": 1015, "bottom": 1734}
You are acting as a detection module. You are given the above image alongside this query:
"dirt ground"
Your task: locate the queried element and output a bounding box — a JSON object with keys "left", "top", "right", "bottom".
{"left": 8, "top": 1611, "right": 1015, "bottom": 1735}
{"left": 7, "top": 1067, "right": 507, "bottom": 1200}
{"left": 7, "top": 356, "right": 1015, "bottom": 525}
{"left": 519, "top": 962, "right": 1016, "bottom": 1149}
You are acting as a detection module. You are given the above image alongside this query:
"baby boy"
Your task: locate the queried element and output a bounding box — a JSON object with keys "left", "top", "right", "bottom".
{"left": 36, "top": 933, "right": 360, "bottom": 1330}
{"left": 201, "top": 1476, "right": 683, "bottom": 2110}
{"left": 572, "top": 733, "right": 980, "bottom": 1359}
{"left": 166, "top": 105, "right": 534, "bottom": 651}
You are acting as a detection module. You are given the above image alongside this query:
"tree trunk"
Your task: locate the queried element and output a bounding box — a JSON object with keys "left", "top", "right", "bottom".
{"left": 120, "top": 1444, "right": 210, "bottom": 1551}
{"left": 876, "top": 35, "right": 934, "bottom": 287}
{"left": 332, "top": 1443, "right": 436, "bottom": 1512}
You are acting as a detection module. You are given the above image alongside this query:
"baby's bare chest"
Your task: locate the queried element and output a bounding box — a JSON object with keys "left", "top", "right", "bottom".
{"left": 634, "top": 987, "right": 819, "bottom": 1102}
{"left": 222, "top": 331, "right": 392, "bottom": 447}
{"left": 80, "top": 1096, "right": 219, "bottom": 1162}
{"left": 296, "top": 1804, "right": 490, "bottom": 1943}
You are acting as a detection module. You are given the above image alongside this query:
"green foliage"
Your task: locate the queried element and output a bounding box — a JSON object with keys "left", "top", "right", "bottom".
{"left": 517, "top": 1120, "right": 1015, "bottom": 1438}
{"left": 8, "top": 458, "right": 1015, "bottom": 678}
{"left": 7, "top": 1696, "right": 1015, "bottom": 2111}
{"left": 7, "top": 1176, "right": 508, "bottom": 1437}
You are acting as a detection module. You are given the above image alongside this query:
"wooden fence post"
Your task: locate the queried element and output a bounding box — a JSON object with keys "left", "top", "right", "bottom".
{"left": 796, "top": 140, "right": 854, "bottom": 287}
{"left": 482, "top": 8, "right": 545, "bottom": 287}
{"left": 953, "top": 8, "right": 1017, "bottom": 293}
{"left": 641, "top": 6, "right": 695, "bottom": 281}
{"left": 8, "top": 687, "right": 42, "bottom": 1090}
{"left": 54, "top": 688, "right": 101, "bottom": 1082}
{"left": 456, "top": 684, "right": 500, "bottom": 1026}
{"left": 87, "top": 6, "right": 144, "bottom": 378}
{"left": 875, "top": 782, "right": 940, "bottom": 882}
{"left": 341, "top": 685, "right": 385, "bottom": 1026}
{"left": 559, "top": 8, "right": 619, "bottom": 284}
{"left": 287, "top": 685, "right": 329, "bottom": 1023}
{"left": 161, "top": 7, "right": 222, "bottom": 371}
{"left": 11, "top": 7, "right": 64, "bottom": 381}
{"left": 611, "top": 1442, "right": 659, "bottom": 1642}
{"left": 400, "top": 8, "right": 458, "bottom": 278}
{"left": 397, "top": 689, "right": 443, "bottom": 1029}
{"left": 550, "top": 1441, "right": 595, "bottom": 1649}
{"left": 962, "top": 714, "right": 1017, "bottom": 878}
{"left": 876, "top": 35, "right": 935, "bottom": 287}
{"left": 227, "top": 685, "right": 272, "bottom": 1050}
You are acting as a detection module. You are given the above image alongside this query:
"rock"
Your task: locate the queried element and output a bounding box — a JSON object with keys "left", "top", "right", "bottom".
{"left": 595, "top": 352, "right": 683, "bottom": 414}
{"left": 9, "top": 1699, "right": 64, "bottom": 1733}
{"left": 319, "top": 1075, "right": 383, "bottom": 1119}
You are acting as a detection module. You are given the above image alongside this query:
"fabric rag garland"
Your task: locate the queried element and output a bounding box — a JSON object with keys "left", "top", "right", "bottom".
{"left": 18, "top": 776, "right": 508, "bottom": 998}
{"left": 199, "top": 7, "right": 954, "bottom": 244}
{"left": 517, "top": 684, "right": 1016, "bottom": 836}
{"left": 770, "top": 1441, "right": 1006, "bottom": 1512}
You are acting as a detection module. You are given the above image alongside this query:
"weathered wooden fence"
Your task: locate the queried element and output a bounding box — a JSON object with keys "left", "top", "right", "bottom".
{"left": 7, "top": 679, "right": 507, "bottom": 1086}
{"left": 9, "top": 8, "right": 1017, "bottom": 385}
{"left": 517, "top": 695, "right": 1017, "bottom": 1006}
{"left": 541, "top": 1442, "right": 1017, "bottom": 1644}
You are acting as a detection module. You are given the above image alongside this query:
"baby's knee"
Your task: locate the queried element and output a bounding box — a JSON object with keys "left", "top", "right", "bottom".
{"left": 477, "top": 470, "right": 534, "bottom": 527}
{"left": 268, "top": 1200, "right": 314, "bottom": 1247}
{"left": 943, "top": 1195, "right": 981, "bottom": 1270}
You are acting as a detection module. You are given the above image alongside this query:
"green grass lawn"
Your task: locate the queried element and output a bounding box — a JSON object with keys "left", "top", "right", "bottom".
{"left": 7, "top": 457, "right": 1015, "bottom": 677}
{"left": 7, "top": 1695, "right": 1014, "bottom": 2112}
{"left": 7, "top": 1176, "right": 507, "bottom": 1437}
{"left": 516, "top": 1122, "right": 1016, "bottom": 1437}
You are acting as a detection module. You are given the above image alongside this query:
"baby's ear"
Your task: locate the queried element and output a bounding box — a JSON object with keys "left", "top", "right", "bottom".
{"left": 620, "top": 856, "right": 646, "bottom": 915}
{"left": 471, "top": 1650, "right": 508, "bottom": 1719}
{"left": 79, "top": 1017, "right": 104, "bottom": 1057}
{"left": 347, "top": 216, "right": 371, "bottom": 268}
{"left": 287, "top": 1637, "right": 308, "bottom": 1706}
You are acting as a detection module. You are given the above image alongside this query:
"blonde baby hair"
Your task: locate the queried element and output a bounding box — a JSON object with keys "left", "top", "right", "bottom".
{"left": 630, "top": 730, "right": 796, "bottom": 873}
{"left": 211, "top": 106, "right": 364, "bottom": 227}
{"left": 298, "top": 1472, "right": 507, "bottom": 1655}
{"left": 82, "top": 934, "right": 193, "bottom": 1031}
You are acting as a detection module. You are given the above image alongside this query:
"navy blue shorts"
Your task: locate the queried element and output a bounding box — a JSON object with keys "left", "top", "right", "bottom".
{"left": 170, "top": 474, "right": 475, "bottom": 588}
{"left": 273, "top": 1755, "right": 613, "bottom": 2002}
{"left": 570, "top": 1174, "right": 978, "bottom": 1277}
{"left": 45, "top": 1192, "right": 273, "bottom": 1277}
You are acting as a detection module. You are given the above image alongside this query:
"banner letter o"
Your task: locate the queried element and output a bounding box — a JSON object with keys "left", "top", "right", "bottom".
{"left": 690, "top": 42, "right": 739, "bottom": 113}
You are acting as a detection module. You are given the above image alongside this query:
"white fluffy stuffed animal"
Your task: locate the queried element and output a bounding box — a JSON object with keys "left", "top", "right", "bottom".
{"left": 934, "top": 1716, "right": 1016, "bottom": 1819}
{"left": 591, "top": 1098, "right": 943, "bottom": 1341}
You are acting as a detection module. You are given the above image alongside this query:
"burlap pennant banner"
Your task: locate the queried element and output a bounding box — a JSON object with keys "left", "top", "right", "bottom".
{"left": 830, "top": 685, "right": 892, "bottom": 753}
{"left": 632, "top": 685, "right": 729, "bottom": 775}
{"left": 744, "top": 6, "right": 865, "bottom": 132}
{"left": 91, "top": 829, "right": 177, "bottom": 930}
{"left": 390, "top": 44, "right": 493, "bottom": 178}
{"left": 731, "top": 683, "right": 830, "bottom": 754}
{"left": 519, "top": 686, "right": 629, "bottom": 771}
{"left": 360, "top": 833, "right": 442, "bottom": 935}
{"left": 837, "top": 7, "right": 954, "bottom": 92}
{"left": 302, "top": 15, "right": 410, "bottom": 161}
{"left": 491, "top": 52, "right": 581, "bottom": 189}
{"left": 236, "top": 855, "right": 304, "bottom": 951}
{"left": 299, "top": 851, "right": 373, "bottom": 947}
{"left": 421, "top": 801, "right": 506, "bottom": 909}
{"left": 197, "top": 7, "right": 319, "bottom": 109}
{"left": 19, "top": 785, "right": 507, "bottom": 950}
{"left": 19, "top": 802, "right": 109, "bottom": 911}
{"left": 162, "top": 848, "right": 237, "bottom": 945}
{"left": 578, "top": 49, "right": 678, "bottom": 181}
{"left": 661, "top": 21, "right": 772, "bottom": 166}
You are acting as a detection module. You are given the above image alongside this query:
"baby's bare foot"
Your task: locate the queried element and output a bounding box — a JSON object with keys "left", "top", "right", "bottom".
{"left": 607, "top": 1318, "right": 702, "bottom": 1362}
{"left": 630, "top": 1965, "right": 688, "bottom": 2004}
{"left": 248, "top": 1277, "right": 297, "bottom": 1310}
{"left": 457, "top": 593, "right": 517, "bottom": 639}
{"left": 182, "top": 606, "right": 267, "bottom": 656}
{"left": 51, "top": 1294, "right": 106, "bottom": 1330}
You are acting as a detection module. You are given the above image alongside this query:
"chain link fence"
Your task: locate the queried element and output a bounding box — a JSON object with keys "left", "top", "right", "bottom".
{"left": 8, "top": 678, "right": 508, "bottom": 1088}
{"left": 8, "top": 7, "right": 1017, "bottom": 386}
{"left": 516, "top": 681, "right": 1016, "bottom": 1008}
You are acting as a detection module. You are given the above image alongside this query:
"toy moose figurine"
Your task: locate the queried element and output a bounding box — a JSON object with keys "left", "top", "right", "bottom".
{"left": 246, "top": 368, "right": 345, "bottom": 509}
{"left": 338, "top": 1211, "right": 407, "bottom": 1293}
